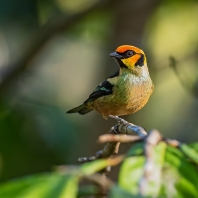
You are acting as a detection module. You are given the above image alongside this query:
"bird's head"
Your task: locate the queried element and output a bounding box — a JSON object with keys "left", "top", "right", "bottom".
{"left": 110, "top": 45, "right": 148, "bottom": 76}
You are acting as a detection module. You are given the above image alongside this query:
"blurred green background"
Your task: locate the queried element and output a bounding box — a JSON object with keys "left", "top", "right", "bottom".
{"left": 0, "top": 0, "right": 198, "bottom": 183}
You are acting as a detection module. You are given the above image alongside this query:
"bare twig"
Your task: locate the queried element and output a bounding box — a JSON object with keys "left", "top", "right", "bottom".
{"left": 85, "top": 173, "right": 113, "bottom": 188}
{"left": 169, "top": 56, "right": 198, "bottom": 97}
{"left": 109, "top": 115, "right": 147, "bottom": 137}
{"left": 116, "top": 122, "right": 147, "bottom": 137}
{"left": 78, "top": 142, "right": 121, "bottom": 163}
{"left": 56, "top": 165, "right": 113, "bottom": 197}
{"left": 83, "top": 173, "right": 113, "bottom": 196}
{"left": 169, "top": 56, "right": 190, "bottom": 90}
{"left": 165, "top": 138, "right": 180, "bottom": 147}
{"left": 58, "top": 155, "right": 123, "bottom": 174}
{"left": 78, "top": 120, "right": 147, "bottom": 163}
{"left": 99, "top": 134, "right": 142, "bottom": 143}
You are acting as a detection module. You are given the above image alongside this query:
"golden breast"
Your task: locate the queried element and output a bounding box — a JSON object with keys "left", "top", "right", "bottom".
{"left": 94, "top": 73, "right": 153, "bottom": 119}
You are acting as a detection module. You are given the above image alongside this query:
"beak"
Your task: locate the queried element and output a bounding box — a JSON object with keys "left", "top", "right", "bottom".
{"left": 109, "top": 51, "right": 122, "bottom": 59}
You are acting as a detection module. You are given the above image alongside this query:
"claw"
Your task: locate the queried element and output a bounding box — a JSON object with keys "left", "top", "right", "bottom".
{"left": 108, "top": 115, "right": 128, "bottom": 124}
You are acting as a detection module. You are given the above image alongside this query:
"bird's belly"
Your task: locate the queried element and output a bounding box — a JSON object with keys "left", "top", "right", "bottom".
{"left": 94, "top": 82, "right": 153, "bottom": 119}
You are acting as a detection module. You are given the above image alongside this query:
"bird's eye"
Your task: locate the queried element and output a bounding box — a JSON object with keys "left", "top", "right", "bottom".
{"left": 126, "top": 51, "right": 134, "bottom": 57}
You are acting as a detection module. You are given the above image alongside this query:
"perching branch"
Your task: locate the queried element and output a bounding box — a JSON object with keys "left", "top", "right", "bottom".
{"left": 78, "top": 118, "right": 147, "bottom": 163}
{"left": 77, "top": 122, "right": 187, "bottom": 197}
{"left": 78, "top": 116, "right": 181, "bottom": 164}
{"left": 109, "top": 115, "right": 147, "bottom": 137}
{"left": 99, "top": 134, "right": 142, "bottom": 143}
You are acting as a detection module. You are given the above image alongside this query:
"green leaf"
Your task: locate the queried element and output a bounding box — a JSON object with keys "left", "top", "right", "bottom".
{"left": 109, "top": 185, "right": 138, "bottom": 198}
{"left": 188, "top": 142, "right": 198, "bottom": 152}
{"left": 0, "top": 158, "right": 116, "bottom": 198}
{"left": 127, "top": 142, "right": 144, "bottom": 156}
{"left": 0, "top": 158, "right": 117, "bottom": 198}
{"left": 119, "top": 142, "right": 167, "bottom": 197}
{"left": 81, "top": 156, "right": 123, "bottom": 175}
{"left": 77, "top": 185, "right": 99, "bottom": 198}
{"left": 0, "top": 173, "right": 78, "bottom": 198}
{"left": 81, "top": 159, "right": 109, "bottom": 175}
{"left": 119, "top": 156, "right": 145, "bottom": 195}
{"left": 180, "top": 143, "right": 198, "bottom": 164}
{"left": 0, "top": 174, "right": 49, "bottom": 198}
{"left": 163, "top": 146, "right": 198, "bottom": 198}
{"left": 53, "top": 174, "right": 78, "bottom": 198}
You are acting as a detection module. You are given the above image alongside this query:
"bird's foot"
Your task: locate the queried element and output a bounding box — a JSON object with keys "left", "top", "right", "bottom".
{"left": 108, "top": 115, "right": 128, "bottom": 124}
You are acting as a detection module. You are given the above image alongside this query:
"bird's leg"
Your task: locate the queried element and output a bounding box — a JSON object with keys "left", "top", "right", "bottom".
{"left": 108, "top": 115, "right": 128, "bottom": 124}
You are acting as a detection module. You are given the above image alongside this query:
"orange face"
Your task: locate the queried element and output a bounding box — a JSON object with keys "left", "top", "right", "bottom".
{"left": 112, "top": 45, "right": 147, "bottom": 70}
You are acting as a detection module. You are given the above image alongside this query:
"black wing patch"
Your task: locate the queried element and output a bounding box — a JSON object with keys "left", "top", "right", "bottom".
{"left": 86, "top": 80, "right": 113, "bottom": 101}
{"left": 135, "top": 54, "right": 144, "bottom": 66}
{"left": 84, "top": 70, "right": 119, "bottom": 102}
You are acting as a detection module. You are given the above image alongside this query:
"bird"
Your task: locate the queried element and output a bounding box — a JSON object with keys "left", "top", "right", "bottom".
{"left": 67, "top": 45, "right": 154, "bottom": 119}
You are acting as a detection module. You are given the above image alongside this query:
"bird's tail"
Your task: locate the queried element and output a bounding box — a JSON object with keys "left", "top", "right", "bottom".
{"left": 67, "top": 104, "right": 93, "bottom": 115}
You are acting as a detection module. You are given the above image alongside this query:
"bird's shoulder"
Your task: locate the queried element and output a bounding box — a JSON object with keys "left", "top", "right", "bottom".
{"left": 84, "top": 70, "right": 119, "bottom": 102}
